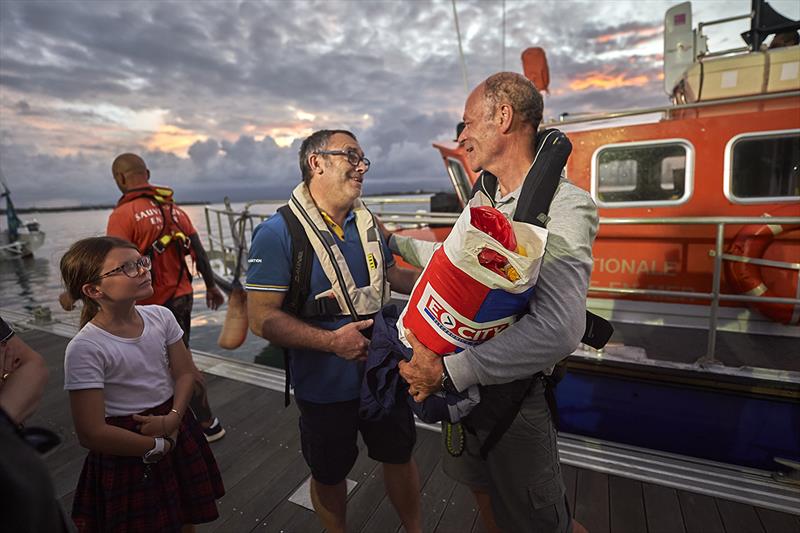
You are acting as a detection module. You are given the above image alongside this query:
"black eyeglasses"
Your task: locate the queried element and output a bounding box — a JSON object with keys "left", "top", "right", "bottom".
{"left": 96, "top": 256, "right": 152, "bottom": 281}
{"left": 316, "top": 149, "right": 371, "bottom": 170}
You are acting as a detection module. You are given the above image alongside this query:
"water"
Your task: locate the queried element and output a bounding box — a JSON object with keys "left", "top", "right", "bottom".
{"left": 1, "top": 194, "right": 434, "bottom": 366}
{"left": 0, "top": 203, "right": 280, "bottom": 365}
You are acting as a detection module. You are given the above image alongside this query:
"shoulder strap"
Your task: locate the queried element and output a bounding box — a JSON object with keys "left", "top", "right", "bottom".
{"left": 278, "top": 205, "right": 313, "bottom": 316}
{"left": 277, "top": 205, "right": 314, "bottom": 407}
{"left": 513, "top": 129, "right": 571, "bottom": 228}
{"left": 469, "top": 172, "right": 498, "bottom": 206}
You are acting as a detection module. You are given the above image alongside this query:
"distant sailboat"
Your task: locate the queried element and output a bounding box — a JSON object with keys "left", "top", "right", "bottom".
{"left": 1, "top": 168, "right": 45, "bottom": 259}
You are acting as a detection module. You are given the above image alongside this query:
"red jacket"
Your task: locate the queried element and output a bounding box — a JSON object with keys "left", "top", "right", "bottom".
{"left": 107, "top": 185, "right": 197, "bottom": 305}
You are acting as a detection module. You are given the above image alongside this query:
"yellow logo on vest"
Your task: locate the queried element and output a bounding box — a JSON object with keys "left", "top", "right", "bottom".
{"left": 367, "top": 253, "right": 377, "bottom": 270}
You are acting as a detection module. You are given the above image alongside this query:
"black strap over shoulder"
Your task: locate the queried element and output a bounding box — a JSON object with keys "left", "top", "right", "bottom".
{"left": 514, "top": 129, "right": 571, "bottom": 228}
{"left": 469, "top": 130, "right": 612, "bottom": 350}
{"left": 470, "top": 128, "right": 569, "bottom": 229}
{"left": 278, "top": 204, "right": 345, "bottom": 319}
{"left": 278, "top": 205, "right": 314, "bottom": 317}
{"left": 277, "top": 205, "right": 315, "bottom": 407}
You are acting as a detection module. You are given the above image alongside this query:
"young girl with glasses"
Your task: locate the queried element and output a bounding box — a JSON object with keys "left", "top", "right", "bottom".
{"left": 60, "top": 236, "right": 224, "bottom": 532}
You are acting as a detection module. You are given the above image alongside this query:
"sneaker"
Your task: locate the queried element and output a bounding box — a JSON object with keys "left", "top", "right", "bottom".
{"left": 203, "top": 417, "right": 226, "bottom": 443}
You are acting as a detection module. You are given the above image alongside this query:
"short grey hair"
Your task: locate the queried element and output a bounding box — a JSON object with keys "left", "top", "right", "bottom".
{"left": 298, "top": 129, "right": 358, "bottom": 185}
{"left": 483, "top": 72, "right": 543, "bottom": 131}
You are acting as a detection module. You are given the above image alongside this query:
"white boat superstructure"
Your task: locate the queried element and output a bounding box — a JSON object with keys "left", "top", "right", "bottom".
{"left": 1, "top": 168, "right": 46, "bottom": 259}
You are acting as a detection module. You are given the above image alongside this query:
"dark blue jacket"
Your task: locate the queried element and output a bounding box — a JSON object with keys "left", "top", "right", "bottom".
{"left": 360, "top": 305, "right": 479, "bottom": 424}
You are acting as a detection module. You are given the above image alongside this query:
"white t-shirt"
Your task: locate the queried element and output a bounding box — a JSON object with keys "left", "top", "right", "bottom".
{"left": 64, "top": 305, "right": 184, "bottom": 417}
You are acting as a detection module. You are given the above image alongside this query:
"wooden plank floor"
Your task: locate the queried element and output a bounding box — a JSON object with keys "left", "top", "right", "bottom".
{"left": 15, "top": 327, "right": 800, "bottom": 533}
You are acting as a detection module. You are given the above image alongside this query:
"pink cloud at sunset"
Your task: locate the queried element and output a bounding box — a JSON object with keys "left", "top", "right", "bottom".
{"left": 568, "top": 70, "right": 653, "bottom": 91}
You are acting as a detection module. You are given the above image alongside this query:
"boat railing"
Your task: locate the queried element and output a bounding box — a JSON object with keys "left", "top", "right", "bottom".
{"left": 696, "top": 12, "right": 753, "bottom": 59}
{"left": 589, "top": 215, "right": 800, "bottom": 363}
{"left": 205, "top": 206, "right": 799, "bottom": 360}
{"left": 203, "top": 196, "right": 445, "bottom": 277}
{"left": 546, "top": 90, "right": 800, "bottom": 127}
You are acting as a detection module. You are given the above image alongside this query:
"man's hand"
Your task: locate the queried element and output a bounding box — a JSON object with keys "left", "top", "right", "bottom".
{"left": 206, "top": 286, "right": 225, "bottom": 310}
{"left": 398, "top": 329, "right": 443, "bottom": 402}
{"left": 328, "top": 319, "right": 373, "bottom": 361}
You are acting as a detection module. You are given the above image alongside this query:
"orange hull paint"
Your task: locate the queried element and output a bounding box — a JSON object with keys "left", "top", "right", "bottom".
{"left": 425, "top": 95, "right": 800, "bottom": 322}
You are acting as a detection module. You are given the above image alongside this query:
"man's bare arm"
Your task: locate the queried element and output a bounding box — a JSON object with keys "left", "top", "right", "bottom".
{"left": 387, "top": 263, "right": 420, "bottom": 295}
{"left": 247, "top": 291, "right": 372, "bottom": 360}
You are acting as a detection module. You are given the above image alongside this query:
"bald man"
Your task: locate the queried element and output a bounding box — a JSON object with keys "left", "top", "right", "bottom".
{"left": 107, "top": 153, "right": 226, "bottom": 442}
{"left": 397, "top": 73, "right": 596, "bottom": 533}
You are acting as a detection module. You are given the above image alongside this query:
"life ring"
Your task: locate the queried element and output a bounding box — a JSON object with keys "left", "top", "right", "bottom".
{"left": 725, "top": 206, "right": 800, "bottom": 324}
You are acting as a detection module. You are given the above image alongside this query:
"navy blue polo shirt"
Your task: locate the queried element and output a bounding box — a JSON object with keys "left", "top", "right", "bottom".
{"left": 245, "top": 209, "right": 394, "bottom": 403}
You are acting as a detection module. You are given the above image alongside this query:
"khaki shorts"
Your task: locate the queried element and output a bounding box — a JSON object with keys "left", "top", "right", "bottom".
{"left": 442, "top": 378, "right": 570, "bottom": 533}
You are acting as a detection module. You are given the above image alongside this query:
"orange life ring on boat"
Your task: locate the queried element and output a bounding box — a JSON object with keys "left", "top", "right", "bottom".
{"left": 725, "top": 206, "right": 800, "bottom": 324}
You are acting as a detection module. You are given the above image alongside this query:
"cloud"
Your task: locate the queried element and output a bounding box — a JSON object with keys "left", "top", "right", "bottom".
{"left": 2, "top": 0, "right": 797, "bottom": 207}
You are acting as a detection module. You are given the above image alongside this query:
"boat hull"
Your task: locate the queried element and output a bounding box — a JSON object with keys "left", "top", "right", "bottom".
{"left": 559, "top": 356, "right": 800, "bottom": 471}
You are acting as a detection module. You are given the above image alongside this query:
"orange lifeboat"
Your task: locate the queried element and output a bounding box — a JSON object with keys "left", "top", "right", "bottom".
{"left": 725, "top": 205, "right": 800, "bottom": 324}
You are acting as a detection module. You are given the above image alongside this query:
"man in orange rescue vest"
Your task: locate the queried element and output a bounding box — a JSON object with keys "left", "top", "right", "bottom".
{"left": 106, "top": 153, "right": 226, "bottom": 442}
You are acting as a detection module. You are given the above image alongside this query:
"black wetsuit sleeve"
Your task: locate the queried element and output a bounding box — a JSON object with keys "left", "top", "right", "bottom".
{"left": 189, "top": 233, "right": 217, "bottom": 289}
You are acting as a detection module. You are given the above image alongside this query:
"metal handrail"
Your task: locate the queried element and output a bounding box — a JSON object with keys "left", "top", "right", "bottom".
{"left": 546, "top": 90, "right": 800, "bottom": 127}
{"left": 698, "top": 13, "right": 751, "bottom": 29}
{"left": 205, "top": 204, "right": 800, "bottom": 359}
{"left": 587, "top": 215, "right": 800, "bottom": 362}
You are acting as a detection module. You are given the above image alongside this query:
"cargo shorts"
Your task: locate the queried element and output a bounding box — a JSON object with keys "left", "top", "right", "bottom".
{"left": 442, "top": 377, "right": 570, "bottom": 533}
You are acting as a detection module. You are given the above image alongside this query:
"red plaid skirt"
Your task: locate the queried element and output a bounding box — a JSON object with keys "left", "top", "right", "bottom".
{"left": 71, "top": 398, "right": 225, "bottom": 532}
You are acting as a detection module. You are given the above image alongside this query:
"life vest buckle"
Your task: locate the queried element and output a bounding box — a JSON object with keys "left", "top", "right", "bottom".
{"left": 151, "top": 234, "right": 172, "bottom": 254}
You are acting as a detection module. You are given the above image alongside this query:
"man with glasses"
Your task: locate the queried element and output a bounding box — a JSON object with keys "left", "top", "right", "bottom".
{"left": 105, "top": 153, "right": 227, "bottom": 443}
{"left": 246, "top": 130, "right": 421, "bottom": 533}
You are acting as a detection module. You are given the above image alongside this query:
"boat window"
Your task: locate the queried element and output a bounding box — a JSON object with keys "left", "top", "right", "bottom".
{"left": 727, "top": 131, "right": 800, "bottom": 202}
{"left": 446, "top": 158, "right": 471, "bottom": 208}
{"left": 593, "top": 141, "right": 692, "bottom": 206}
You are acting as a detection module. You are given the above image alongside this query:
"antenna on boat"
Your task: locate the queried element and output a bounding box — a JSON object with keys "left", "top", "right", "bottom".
{"left": 502, "top": 0, "right": 506, "bottom": 70}
{"left": 451, "top": 0, "right": 469, "bottom": 94}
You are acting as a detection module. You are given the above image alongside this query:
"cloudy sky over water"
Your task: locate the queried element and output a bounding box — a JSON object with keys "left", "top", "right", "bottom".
{"left": 1, "top": 0, "right": 798, "bottom": 208}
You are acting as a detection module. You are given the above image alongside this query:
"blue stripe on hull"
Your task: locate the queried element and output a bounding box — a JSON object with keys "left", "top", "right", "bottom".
{"left": 556, "top": 371, "right": 800, "bottom": 470}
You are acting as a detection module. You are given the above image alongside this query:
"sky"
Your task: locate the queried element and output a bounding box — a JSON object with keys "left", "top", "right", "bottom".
{"left": 1, "top": 0, "right": 798, "bottom": 208}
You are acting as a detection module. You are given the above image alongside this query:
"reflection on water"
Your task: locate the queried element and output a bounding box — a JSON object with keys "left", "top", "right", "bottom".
{"left": 1, "top": 256, "right": 50, "bottom": 308}
{"left": 0, "top": 205, "right": 273, "bottom": 366}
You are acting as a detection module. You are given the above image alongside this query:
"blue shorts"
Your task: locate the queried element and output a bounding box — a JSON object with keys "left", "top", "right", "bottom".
{"left": 296, "top": 397, "right": 416, "bottom": 485}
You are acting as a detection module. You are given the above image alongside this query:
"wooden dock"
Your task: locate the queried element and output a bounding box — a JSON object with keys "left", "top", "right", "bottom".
{"left": 16, "top": 326, "right": 800, "bottom": 533}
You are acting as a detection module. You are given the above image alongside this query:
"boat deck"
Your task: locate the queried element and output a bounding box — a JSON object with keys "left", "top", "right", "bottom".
{"left": 17, "top": 326, "right": 800, "bottom": 533}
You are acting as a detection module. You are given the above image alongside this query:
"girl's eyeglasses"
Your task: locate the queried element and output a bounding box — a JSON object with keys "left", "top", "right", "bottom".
{"left": 96, "top": 256, "right": 152, "bottom": 280}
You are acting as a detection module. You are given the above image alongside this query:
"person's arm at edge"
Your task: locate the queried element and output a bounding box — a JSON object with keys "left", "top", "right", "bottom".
{"left": 387, "top": 263, "right": 420, "bottom": 295}
{"left": 381, "top": 225, "right": 420, "bottom": 295}
{"left": 444, "top": 188, "right": 599, "bottom": 391}
{"left": 0, "top": 331, "right": 49, "bottom": 425}
{"left": 376, "top": 214, "right": 438, "bottom": 269}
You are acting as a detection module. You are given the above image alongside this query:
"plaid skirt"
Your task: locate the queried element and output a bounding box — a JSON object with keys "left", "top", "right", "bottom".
{"left": 71, "top": 398, "right": 225, "bottom": 533}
